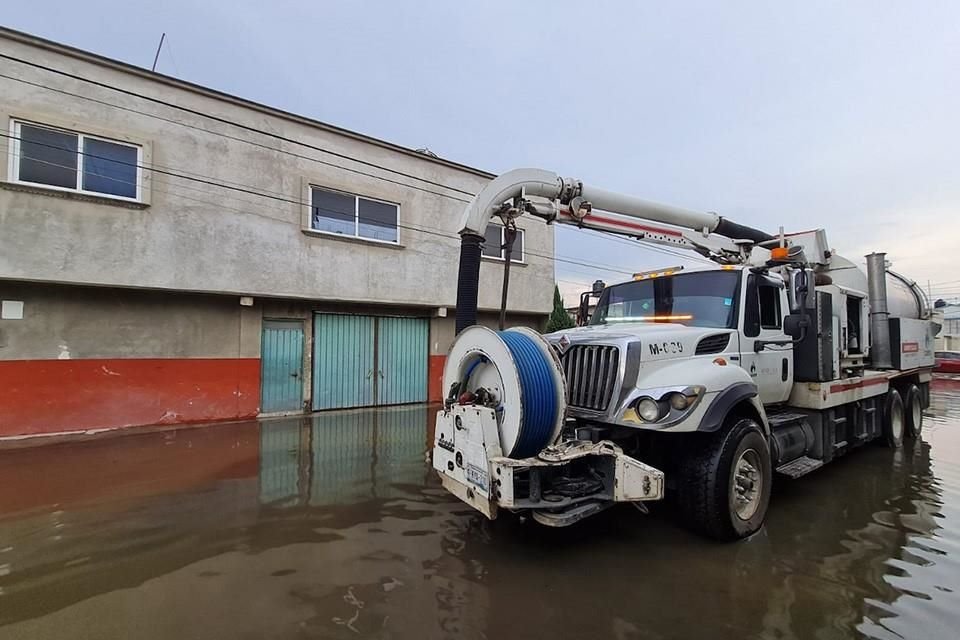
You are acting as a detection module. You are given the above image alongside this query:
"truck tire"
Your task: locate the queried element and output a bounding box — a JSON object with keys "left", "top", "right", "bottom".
{"left": 904, "top": 384, "right": 923, "bottom": 439}
{"left": 676, "top": 417, "right": 772, "bottom": 541}
{"left": 882, "top": 388, "right": 905, "bottom": 448}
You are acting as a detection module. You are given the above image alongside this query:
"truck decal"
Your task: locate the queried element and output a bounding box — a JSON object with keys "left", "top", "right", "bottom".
{"left": 648, "top": 341, "right": 684, "bottom": 357}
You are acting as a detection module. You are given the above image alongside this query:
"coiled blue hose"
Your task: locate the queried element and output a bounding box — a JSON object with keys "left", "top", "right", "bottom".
{"left": 499, "top": 331, "right": 560, "bottom": 458}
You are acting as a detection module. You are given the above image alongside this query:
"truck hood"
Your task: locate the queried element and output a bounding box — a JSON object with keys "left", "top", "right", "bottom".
{"left": 546, "top": 323, "right": 734, "bottom": 362}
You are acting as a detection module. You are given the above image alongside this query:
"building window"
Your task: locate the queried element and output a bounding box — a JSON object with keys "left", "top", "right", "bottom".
{"left": 482, "top": 224, "right": 525, "bottom": 263}
{"left": 310, "top": 186, "right": 398, "bottom": 244}
{"left": 9, "top": 121, "right": 141, "bottom": 201}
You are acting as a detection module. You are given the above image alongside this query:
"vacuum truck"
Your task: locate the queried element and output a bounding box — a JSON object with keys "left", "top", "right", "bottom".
{"left": 432, "top": 169, "right": 938, "bottom": 540}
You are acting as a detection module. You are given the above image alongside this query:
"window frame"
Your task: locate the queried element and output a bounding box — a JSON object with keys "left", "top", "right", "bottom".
{"left": 308, "top": 185, "right": 400, "bottom": 246}
{"left": 482, "top": 224, "right": 525, "bottom": 264}
{"left": 758, "top": 283, "right": 782, "bottom": 330}
{"left": 8, "top": 119, "right": 143, "bottom": 203}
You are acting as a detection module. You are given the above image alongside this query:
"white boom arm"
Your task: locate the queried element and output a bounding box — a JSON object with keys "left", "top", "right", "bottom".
{"left": 459, "top": 168, "right": 772, "bottom": 249}
{"left": 453, "top": 168, "right": 773, "bottom": 332}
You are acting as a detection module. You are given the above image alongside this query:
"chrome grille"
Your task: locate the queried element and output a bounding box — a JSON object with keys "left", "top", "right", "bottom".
{"left": 562, "top": 345, "right": 619, "bottom": 411}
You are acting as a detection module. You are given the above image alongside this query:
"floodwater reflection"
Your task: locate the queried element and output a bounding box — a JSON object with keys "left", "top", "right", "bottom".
{"left": 0, "top": 387, "right": 958, "bottom": 638}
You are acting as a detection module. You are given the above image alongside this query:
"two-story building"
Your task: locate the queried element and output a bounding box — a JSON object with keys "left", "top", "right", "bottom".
{"left": 0, "top": 28, "right": 553, "bottom": 438}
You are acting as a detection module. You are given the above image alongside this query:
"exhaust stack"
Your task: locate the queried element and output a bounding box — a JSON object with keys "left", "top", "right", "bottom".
{"left": 866, "top": 252, "right": 892, "bottom": 369}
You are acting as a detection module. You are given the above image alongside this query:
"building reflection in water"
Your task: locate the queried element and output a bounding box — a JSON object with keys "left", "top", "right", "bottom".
{"left": 0, "top": 391, "right": 958, "bottom": 639}
{"left": 258, "top": 404, "right": 435, "bottom": 508}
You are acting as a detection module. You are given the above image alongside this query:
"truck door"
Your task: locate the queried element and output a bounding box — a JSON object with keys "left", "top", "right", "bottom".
{"left": 740, "top": 274, "right": 793, "bottom": 404}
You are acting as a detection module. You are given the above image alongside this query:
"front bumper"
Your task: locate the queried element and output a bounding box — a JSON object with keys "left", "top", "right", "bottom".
{"left": 433, "top": 405, "right": 665, "bottom": 526}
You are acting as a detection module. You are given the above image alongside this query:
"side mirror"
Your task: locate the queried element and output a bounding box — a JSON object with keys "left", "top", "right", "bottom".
{"left": 783, "top": 314, "right": 806, "bottom": 339}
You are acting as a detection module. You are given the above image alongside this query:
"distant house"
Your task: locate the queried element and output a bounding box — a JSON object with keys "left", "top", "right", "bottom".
{"left": 0, "top": 27, "right": 554, "bottom": 437}
{"left": 936, "top": 304, "right": 960, "bottom": 351}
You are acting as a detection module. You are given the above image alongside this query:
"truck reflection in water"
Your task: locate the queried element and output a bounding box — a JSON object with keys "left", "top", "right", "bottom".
{"left": 0, "top": 394, "right": 957, "bottom": 638}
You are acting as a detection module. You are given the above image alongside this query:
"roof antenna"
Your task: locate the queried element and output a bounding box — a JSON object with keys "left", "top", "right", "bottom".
{"left": 151, "top": 33, "right": 166, "bottom": 72}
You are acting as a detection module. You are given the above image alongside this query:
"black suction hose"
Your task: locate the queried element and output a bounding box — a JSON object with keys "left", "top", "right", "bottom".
{"left": 455, "top": 233, "right": 484, "bottom": 334}
{"left": 714, "top": 218, "right": 774, "bottom": 243}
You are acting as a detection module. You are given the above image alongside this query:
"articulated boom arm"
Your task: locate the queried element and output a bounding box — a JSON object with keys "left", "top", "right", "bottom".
{"left": 453, "top": 168, "right": 773, "bottom": 332}
{"left": 459, "top": 168, "right": 772, "bottom": 254}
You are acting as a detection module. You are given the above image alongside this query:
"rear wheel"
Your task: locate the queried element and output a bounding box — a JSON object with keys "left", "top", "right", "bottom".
{"left": 882, "top": 389, "right": 905, "bottom": 448}
{"left": 676, "top": 417, "right": 772, "bottom": 541}
{"left": 904, "top": 384, "right": 923, "bottom": 439}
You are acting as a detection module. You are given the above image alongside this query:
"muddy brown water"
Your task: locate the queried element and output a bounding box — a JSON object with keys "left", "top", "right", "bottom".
{"left": 1, "top": 381, "right": 960, "bottom": 639}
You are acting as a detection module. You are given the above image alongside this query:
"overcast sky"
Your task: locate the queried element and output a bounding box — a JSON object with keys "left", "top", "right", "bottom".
{"left": 6, "top": 1, "right": 959, "bottom": 304}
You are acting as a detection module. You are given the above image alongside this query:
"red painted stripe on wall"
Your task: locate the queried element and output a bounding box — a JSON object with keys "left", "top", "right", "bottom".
{"left": 0, "top": 358, "right": 260, "bottom": 437}
{"left": 428, "top": 354, "right": 446, "bottom": 403}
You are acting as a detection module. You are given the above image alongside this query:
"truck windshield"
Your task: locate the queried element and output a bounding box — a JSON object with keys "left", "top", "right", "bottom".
{"left": 590, "top": 270, "right": 741, "bottom": 328}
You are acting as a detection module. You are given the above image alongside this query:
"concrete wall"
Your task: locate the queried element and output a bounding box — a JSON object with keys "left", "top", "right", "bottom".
{"left": 0, "top": 282, "right": 261, "bottom": 435}
{"left": 0, "top": 30, "right": 554, "bottom": 315}
{"left": 0, "top": 282, "right": 544, "bottom": 436}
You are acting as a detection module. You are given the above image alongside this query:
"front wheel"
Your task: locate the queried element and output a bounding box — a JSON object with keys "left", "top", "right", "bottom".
{"left": 676, "top": 417, "right": 772, "bottom": 541}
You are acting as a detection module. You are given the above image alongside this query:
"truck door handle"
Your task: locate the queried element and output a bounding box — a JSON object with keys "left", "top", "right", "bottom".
{"left": 290, "top": 372, "right": 299, "bottom": 378}
{"left": 781, "top": 358, "right": 788, "bottom": 381}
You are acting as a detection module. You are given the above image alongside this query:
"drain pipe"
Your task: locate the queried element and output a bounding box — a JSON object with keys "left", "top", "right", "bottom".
{"left": 866, "top": 252, "right": 892, "bottom": 369}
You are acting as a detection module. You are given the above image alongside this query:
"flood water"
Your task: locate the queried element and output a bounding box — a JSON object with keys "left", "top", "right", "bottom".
{"left": 2, "top": 381, "right": 960, "bottom": 639}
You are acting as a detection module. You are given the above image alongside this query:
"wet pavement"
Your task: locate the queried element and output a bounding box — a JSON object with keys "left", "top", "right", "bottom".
{"left": 1, "top": 382, "right": 960, "bottom": 639}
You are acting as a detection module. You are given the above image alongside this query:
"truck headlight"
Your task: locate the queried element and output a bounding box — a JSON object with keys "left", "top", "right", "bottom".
{"left": 623, "top": 386, "right": 705, "bottom": 426}
{"left": 669, "top": 392, "right": 690, "bottom": 411}
{"left": 636, "top": 397, "right": 662, "bottom": 422}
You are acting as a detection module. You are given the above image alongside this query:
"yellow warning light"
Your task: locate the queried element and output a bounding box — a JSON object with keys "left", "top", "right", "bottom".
{"left": 633, "top": 265, "right": 685, "bottom": 280}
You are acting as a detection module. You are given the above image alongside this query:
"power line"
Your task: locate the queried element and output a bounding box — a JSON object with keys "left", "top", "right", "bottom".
{"left": 0, "top": 52, "right": 479, "bottom": 198}
{"left": 1, "top": 134, "right": 642, "bottom": 277}
{"left": 0, "top": 70, "right": 471, "bottom": 204}
{"left": 928, "top": 279, "right": 960, "bottom": 288}
{"left": 0, "top": 60, "right": 720, "bottom": 277}
{"left": 572, "top": 225, "right": 717, "bottom": 267}
{"left": 0, "top": 61, "right": 731, "bottom": 266}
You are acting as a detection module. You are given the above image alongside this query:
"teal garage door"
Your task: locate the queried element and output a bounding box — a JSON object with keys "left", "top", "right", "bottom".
{"left": 377, "top": 317, "right": 429, "bottom": 405}
{"left": 312, "top": 314, "right": 427, "bottom": 410}
{"left": 260, "top": 320, "right": 304, "bottom": 413}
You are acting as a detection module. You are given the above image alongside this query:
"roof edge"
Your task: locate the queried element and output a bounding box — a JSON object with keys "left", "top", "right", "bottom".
{"left": 0, "top": 26, "right": 495, "bottom": 180}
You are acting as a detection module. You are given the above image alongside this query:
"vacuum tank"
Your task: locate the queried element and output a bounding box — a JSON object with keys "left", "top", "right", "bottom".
{"left": 824, "top": 254, "right": 929, "bottom": 319}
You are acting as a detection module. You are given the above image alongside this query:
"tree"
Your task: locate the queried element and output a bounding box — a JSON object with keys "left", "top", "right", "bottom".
{"left": 546, "top": 284, "right": 576, "bottom": 333}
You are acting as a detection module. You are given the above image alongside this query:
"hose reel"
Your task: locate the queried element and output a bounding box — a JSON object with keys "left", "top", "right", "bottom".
{"left": 443, "top": 326, "right": 567, "bottom": 459}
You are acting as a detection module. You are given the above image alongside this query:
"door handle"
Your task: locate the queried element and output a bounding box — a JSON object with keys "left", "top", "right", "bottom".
{"left": 290, "top": 372, "right": 299, "bottom": 378}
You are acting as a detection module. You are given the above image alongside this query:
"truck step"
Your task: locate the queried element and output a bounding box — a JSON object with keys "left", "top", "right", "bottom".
{"left": 776, "top": 456, "right": 824, "bottom": 479}
{"left": 767, "top": 412, "right": 809, "bottom": 428}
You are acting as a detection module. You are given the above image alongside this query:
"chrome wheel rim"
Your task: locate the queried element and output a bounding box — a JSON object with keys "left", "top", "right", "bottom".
{"left": 911, "top": 399, "right": 922, "bottom": 432}
{"left": 733, "top": 448, "right": 763, "bottom": 521}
